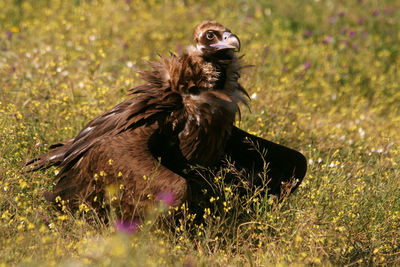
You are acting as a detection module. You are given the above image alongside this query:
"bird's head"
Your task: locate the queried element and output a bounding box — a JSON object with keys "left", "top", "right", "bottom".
{"left": 193, "top": 21, "right": 240, "bottom": 57}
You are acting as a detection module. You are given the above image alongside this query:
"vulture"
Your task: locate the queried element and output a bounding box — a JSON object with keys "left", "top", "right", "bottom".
{"left": 25, "top": 21, "right": 307, "bottom": 220}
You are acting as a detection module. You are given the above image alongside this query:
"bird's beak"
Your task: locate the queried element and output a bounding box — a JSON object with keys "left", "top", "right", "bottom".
{"left": 210, "top": 32, "right": 240, "bottom": 52}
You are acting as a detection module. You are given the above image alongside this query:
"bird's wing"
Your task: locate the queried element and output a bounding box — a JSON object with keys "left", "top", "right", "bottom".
{"left": 24, "top": 98, "right": 140, "bottom": 172}
{"left": 223, "top": 126, "right": 307, "bottom": 196}
{"left": 24, "top": 90, "right": 177, "bottom": 172}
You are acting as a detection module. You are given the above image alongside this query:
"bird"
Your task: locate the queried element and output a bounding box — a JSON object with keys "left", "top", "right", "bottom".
{"left": 25, "top": 21, "right": 307, "bottom": 220}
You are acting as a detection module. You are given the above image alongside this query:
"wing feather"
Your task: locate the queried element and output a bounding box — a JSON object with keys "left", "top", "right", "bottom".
{"left": 223, "top": 126, "right": 307, "bottom": 196}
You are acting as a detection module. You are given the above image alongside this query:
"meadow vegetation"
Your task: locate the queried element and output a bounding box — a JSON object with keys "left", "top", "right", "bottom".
{"left": 1, "top": 0, "right": 399, "bottom": 265}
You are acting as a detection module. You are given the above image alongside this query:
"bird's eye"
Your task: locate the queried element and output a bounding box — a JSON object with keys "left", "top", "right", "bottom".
{"left": 206, "top": 31, "right": 215, "bottom": 40}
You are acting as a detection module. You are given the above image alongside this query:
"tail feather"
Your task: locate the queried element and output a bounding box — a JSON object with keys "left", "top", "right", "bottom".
{"left": 24, "top": 138, "right": 74, "bottom": 172}
{"left": 24, "top": 155, "right": 53, "bottom": 172}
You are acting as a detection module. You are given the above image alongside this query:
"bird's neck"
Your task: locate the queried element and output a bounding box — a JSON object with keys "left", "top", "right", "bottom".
{"left": 171, "top": 50, "right": 244, "bottom": 166}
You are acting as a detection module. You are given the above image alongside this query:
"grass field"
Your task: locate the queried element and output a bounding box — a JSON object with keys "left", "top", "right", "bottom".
{"left": 1, "top": 0, "right": 399, "bottom": 266}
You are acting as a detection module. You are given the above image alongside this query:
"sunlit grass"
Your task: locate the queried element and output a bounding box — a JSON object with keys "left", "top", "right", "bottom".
{"left": 1, "top": 0, "right": 399, "bottom": 265}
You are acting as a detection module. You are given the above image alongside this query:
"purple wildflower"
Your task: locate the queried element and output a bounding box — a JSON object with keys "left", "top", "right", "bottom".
{"left": 358, "top": 18, "right": 364, "bottom": 24}
{"left": 362, "top": 32, "right": 369, "bottom": 38}
{"left": 349, "top": 31, "right": 355, "bottom": 38}
{"left": 372, "top": 9, "right": 379, "bottom": 16}
{"left": 338, "top": 11, "right": 345, "bottom": 17}
{"left": 282, "top": 66, "right": 288, "bottom": 72}
{"left": 115, "top": 219, "right": 140, "bottom": 235}
{"left": 304, "top": 29, "right": 312, "bottom": 37}
{"left": 323, "top": 35, "right": 333, "bottom": 44}
{"left": 6, "top": 31, "right": 12, "bottom": 38}
{"left": 303, "top": 61, "right": 311, "bottom": 70}
{"left": 157, "top": 191, "right": 175, "bottom": 206}
{"left": 329, "top": 17, "right": 335, "bottom": 23}
{"left": 384, "top": 8, "right": 391, "bottom": 15}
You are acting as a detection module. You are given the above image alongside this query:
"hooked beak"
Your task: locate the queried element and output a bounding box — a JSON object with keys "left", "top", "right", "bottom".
{"left": 210, "top": 32, "right": 240, "bottom": 52}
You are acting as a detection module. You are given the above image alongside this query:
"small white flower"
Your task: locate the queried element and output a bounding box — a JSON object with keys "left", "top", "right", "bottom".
{"left": 126, "top": 61, "right": 133, "bottom": 68}
{"left": 251, "top": 93, "right": 257, "bottom": 99}
{"left": 371, "top": 148, "right": 384, "bottom": 154}
{"left": 358, "top": 128, "right": 365, "bottom": 138}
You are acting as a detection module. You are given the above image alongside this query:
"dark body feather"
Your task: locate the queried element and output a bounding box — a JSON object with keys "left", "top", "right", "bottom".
{"left": 25, "top": 21, "right": 306, "bottom": 219}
